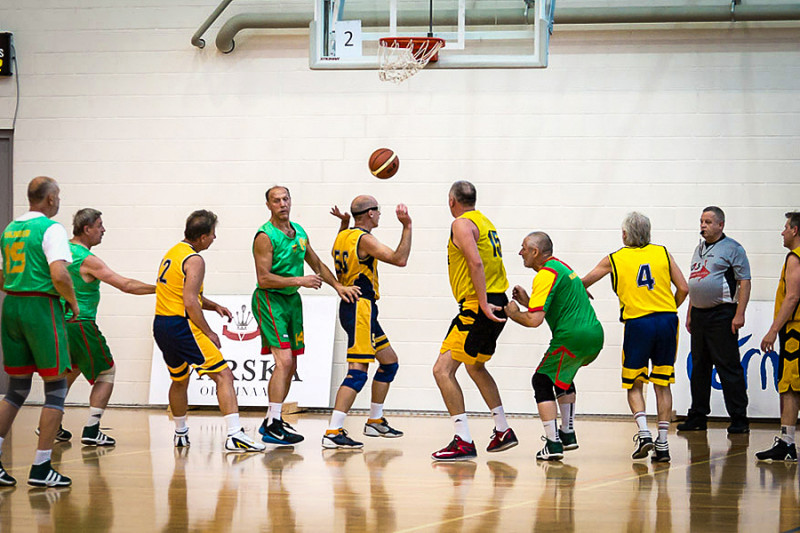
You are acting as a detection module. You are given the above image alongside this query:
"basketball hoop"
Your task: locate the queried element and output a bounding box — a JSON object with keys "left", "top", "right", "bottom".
{"left": 378, "top": 37, "right": 445, "bottom": 83}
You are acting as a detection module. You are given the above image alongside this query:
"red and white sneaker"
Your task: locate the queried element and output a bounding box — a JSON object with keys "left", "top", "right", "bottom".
{"left": 486, "top": 427, "right": 519, "bottom": 453}
{"left": 431, "top": 435, "right": 477, "bottom": 462}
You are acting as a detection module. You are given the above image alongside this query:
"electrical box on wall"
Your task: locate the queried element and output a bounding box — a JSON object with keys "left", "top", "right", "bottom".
{"left": 0, "top": 33, "right": 13, "bottom": 77}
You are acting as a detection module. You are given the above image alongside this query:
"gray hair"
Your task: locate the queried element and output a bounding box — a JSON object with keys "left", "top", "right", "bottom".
{"left": 265, "top": 185, "right": 290, "bottom": 202}
{"left": 72, "top": 208, "right": 103, "bottom": 236}
{"left": 449, "top": 181, "right": 476, "bottom": 207}
{"left": 787, "top": 211, "right": 800, "bottom": 231}
{"left": 525, "top": 231, "right": 553, "bottom": 257}
{"left": 703, "top": 206, "right": 725, "bottom": 224}
{"left": 622, "top": 212, "right": 651, "bottom": 247}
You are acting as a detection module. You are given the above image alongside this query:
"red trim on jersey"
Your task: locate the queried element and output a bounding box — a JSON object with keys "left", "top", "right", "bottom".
{"left": 4, "top": 365, "right": 37, "bottom": 375}
{"left": 528, "top": 306, "right": 544, "bottom": 313}
{"left": 549, "top": 257, "right": 574, "bottom": 271}
{"left": 4, "top": 290, "right": 58, "bottom": 298}
{"left": 79, "top": 322, "right": 96, "bottom": 380}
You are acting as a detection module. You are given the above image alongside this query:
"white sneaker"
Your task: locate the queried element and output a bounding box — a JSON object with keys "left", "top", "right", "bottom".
{"left": 225, "top": 430, "right": 266, "bottom": 452}
{"left": 174, "top": 430, "right": 190, "bottom": 448}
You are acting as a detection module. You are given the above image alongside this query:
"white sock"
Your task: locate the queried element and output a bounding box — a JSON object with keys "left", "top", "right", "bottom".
{"left": 86, "top": 406, "right": 104, "bottom": 428}
{"left": 452, "top": 414, "right": 472, "bottom": 443}
{"left": 543, "top": 419, "right": 559, "bottom": 441}
{"left": 174, "top": 415, "right": 188, "bottom": 432}
{"left": 224, "top": 413, "right": 242, "bottom": 436}
{"left": 560, "top": 402, "right": 575, "bottom": 433}
{"left": 369, "top": 402, "right": 384, "bottom": 420}
{"left": 634, "top": 412, "right": 651, "bottom": 437}
{"left": 33, "top": 449, "right": 52, "bottom": 465}
{"left": 267, "top": 403, "right": 282, "bottom": 424}
{"left": 657, "top": 421, "right": 669, "bottom": 444}
{"left": 781, "top": 425, "right": 796, "bottom": 445}
{"left": 491, "top": 405, "right": 510, "bottom": 432}
{"left": 328, "top": 410, "right": 347, "bottom": 431}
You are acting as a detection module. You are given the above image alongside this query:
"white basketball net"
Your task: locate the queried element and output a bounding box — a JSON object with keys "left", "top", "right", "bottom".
{"left": 378, "top": 39, "right": 444, "bottom": 83}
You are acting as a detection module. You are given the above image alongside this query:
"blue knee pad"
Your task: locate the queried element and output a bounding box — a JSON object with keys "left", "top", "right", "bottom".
{"left": 374, "top": 362, "right": 398, "bottom": 383}
{"left": 43, "top": 378, "right": 68, "bottom": 412}
{"left": 3, "top": 376, "right": 32, "bottom": 409}
{"left": 532, "top": 372, "right": 556, "bottom": 403}
{"left": 342, "top": 369, "right": 368, "bottom": 392}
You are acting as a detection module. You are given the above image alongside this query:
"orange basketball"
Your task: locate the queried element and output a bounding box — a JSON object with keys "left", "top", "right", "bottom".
{"left": 369, "top": 148, "right": 399, "bottom": 179}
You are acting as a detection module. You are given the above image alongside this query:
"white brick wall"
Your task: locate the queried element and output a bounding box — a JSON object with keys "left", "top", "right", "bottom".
{"left": 1, "top": 1, "right": 798, "bottom": 415}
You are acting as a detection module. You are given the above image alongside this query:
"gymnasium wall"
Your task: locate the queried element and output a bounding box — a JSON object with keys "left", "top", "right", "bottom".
{"left": 1, "top": 1, "right": 799, "bottom": 415}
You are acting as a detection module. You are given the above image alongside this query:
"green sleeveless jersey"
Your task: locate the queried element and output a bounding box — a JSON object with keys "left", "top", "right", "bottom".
{"left": 255, "top": 221, "right": 308, "bottom": 295}
{"left": 1, "top": 216, "right": 60, "bottom": 294}
{"left": 64, "top": 242, "right": 100, "bottom": 320}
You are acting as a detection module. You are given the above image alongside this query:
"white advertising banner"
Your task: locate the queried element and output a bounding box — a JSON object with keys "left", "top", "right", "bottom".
{"left": 672, "top": 300, "right": 781, "bottom": 418}
{"left": 148, "top": 294, "right": 337, "bottom": 408}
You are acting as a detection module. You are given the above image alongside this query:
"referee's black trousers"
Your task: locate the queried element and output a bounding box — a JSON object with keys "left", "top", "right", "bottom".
{"left": 688, "top": 304, "right": 749, "bottom": 421}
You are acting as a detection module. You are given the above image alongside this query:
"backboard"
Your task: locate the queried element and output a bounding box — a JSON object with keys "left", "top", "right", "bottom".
{"left": 310, "top": 0, "right": 555, "bottom": 71}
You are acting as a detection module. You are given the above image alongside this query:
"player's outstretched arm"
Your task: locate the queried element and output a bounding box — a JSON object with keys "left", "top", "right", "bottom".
{"left": 253, "top": 232, "right": 322, "bottom": 290}
{"left": 762, "top": 253, "right": 800, "bottom": 353}
{"left": 51, "top": 260, "right": 79, "bottom": 319}
{"left": 183, "top": 255, "right": 220, "bottom": 348}
{"left": 305, "top": 241, "right": 360, "bottom": 303}
{"left": 582, "top": 256, "right": 612, "bottom": 289}
{"left": 82, "top": 254, "right": 155, "bottom": 295}
{"left": 452, "top": 218, "right": 504, "bottom": 323}
{"left": 359, "top": 207, "right": 412, "bottom": 267}
{"left": 504, "top": 300, "right": 545, "bottom": 328}
{"left": 330, "top": 206, "right": 351, "bottom": 234}
{"left": 667, "top": 252, "right": 689, "bottom": 308}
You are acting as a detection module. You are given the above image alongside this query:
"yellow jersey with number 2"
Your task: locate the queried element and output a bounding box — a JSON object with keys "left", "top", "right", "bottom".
{"left": 155, "top": 242, "right": 203, "bottom": 317}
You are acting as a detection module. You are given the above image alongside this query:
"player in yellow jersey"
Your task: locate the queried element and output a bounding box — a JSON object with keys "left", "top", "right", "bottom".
{"left": 153, "top": 210, "right": 264, "bottom": 453}
{"left": 320, "top": 196, "right": 412, "bottom": 449}
{"left": 432, "top": 181, "right": 517, "bottom": 461}
{"left": 583, "top": 212, "right": 687, "bottom": 462}
{"left": 756, "top": 211, "right": 800, "bottom": 462}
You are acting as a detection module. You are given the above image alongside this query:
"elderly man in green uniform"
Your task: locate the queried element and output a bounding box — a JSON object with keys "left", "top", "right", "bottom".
{"left": 252, "top": 186, "right": 360, "bottom": 445}
{"left": 0, "top": 176, "right": 78, "bottom": 487}
{"left": 505, "top": 231, "right": 604, "bottom": 461}
{"left": 61, "top": 208, "right": 156, "bottom": 446}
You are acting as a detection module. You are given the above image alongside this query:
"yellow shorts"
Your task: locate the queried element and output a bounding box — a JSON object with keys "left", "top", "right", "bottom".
{"left": 440, "top": 296, "right": 507, "bottom": 365}
{"left": 778, "top": 321, "right": 800, "bottom": 393}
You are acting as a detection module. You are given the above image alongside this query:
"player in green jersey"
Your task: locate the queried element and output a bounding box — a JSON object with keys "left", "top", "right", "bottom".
{"left": 0, "top": 176, "right": 79, "bottom": 487}
{"left": 252, "top": 186, "right": 360, "bottom": 445}
{"left": 62, "top": 208, "right": 156, "bottom": 446}
{"left": 505, "top": 232, "right": 604, "bottom": 461}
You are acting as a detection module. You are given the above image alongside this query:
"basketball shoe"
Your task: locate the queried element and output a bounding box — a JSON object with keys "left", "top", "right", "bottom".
{"left": 81, "top": 425, "right": 116, "bottom": 446}
{"left": 225, "top": 430, "right": 266, "bottom": 452}
{"left": 260, "top": 418, "right": 304, "bottom": 445}
{"left": 0, "top": 462, "right": 16, "bottom": 486}
{"left": 322, "top": 428, "right": 364, "bottom": 449}
{"left": 364, "top": 418, "right": 404, "bottom": 438}
{"left": 174, "top": 429, "right": 190, "bottom": 448}
{"left": 28, "top": 461, "right": 71, "bottom": 487}
{"left": 558, "top": 429, "right": 579, "bottom": 451}
{"left": 536, "top": 436, "right": 564, "bottom": 461}
{"left": 35, "top": 425, "right": 72, "bottom": 443}
{"left": 431, "top": 435, "right": 477, "bottom": 461}
{"left": 652, "top": 440, "right": 670, "bottom": 463}
{"left": 486, "top": 427, "right": 519, "bottom": 453}
{"left": 632, "top": 434, "right": 654, "bottom": 460}
{"left": 756, "top": 437, "right": 797, "bottom": 463}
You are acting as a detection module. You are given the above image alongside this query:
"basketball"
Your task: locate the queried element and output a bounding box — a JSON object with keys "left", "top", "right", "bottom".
{"left": 369, "top": 148, "right": 399, "bottom": 179}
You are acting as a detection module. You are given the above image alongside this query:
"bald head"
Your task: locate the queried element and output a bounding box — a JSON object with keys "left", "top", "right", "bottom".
{"left": 350, "top": 195, "right": 378, "bottom": 217}
{"left": 28, "top": 176, "right": 59, "bottom": 204}
{"left": 524, "top": 231, "right": 553, "bottom": 257}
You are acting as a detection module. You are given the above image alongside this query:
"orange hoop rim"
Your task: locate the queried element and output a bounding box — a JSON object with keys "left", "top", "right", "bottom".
{"left": 378, "top": 36, "right": 446, "bottom": 48}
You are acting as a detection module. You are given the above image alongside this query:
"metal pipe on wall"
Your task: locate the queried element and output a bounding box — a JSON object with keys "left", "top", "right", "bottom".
{"left": 210, "top": 4, "right": 800, "bottom": 53}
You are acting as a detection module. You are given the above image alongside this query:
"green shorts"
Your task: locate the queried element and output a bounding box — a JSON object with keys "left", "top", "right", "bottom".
{"left": 536, "top": 325, "right": 604, "bottom": 389}
{"left": 252, "top": 289, "right": 305, "bottom": 356}
{"left": 66, "top": 320, "right": 114, "bottom": 384}
{"left": 1, "top": 292, "right": 71, "bottom": 377}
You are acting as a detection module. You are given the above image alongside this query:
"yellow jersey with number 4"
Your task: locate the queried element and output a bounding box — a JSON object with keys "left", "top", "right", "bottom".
{"left": 155, "top": 242, "right": 203, "bottom": 317}
{"left": 332, "top": 228, "right": 380, "bottom": 300}
{"left": 447, "top": 210, "right": 508, "bottom": 303}
{"left": 609, "top": 244, "right": 676, "bottom": 321}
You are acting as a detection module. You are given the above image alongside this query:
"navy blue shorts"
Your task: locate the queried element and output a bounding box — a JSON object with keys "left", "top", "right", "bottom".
{"left": 339, "top": 298, "right": 390, "bottom": 363}
{"left": 153, "top": 315, "right": 228, "bottom": 381}
{"left": 621, "top": 312, "right": 678, "bottom": 389}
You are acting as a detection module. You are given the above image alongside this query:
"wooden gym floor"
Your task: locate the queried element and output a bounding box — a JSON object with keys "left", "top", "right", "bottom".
{"left": 0, "top": 407, "right": 797, "bottom": 532}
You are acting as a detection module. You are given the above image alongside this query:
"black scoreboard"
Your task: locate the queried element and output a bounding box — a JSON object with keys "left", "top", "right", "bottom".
{"left": 0, "top": 33, "right": 12, "bottom": 77}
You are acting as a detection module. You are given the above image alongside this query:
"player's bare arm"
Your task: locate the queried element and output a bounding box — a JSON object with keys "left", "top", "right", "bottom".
{"left": 452, "top": 218, "right": 504, "bottom": 323}
{"left": 511, "top": 285, "right": 530, "bottom": 307}
{"left": 733, "top": 279, "right": 751, "bottom": 332}
{"left": 253, "top": 232, "right": 322, "bottom": 290}
{"left": 201, "top": 295, "right": 233, "bottom": 321}
{"left": 762, "top": 254, "right": 800, "bottom": 353}
{"left": 358, "top": 205, "right": 412, "bottom": 267}
{"left": 304, "top": 241, "right": 360, "bottom": 303}
{"left": 183, "top": 255, "right": 220, "bottom": 348}
{"left": 330, "top": 205, "right": 351, "bottom": 233}
{"left": 504, "top": 300, "right": 545, "bottom": 328}
{"left": 81, "top": 254, "right": 155, "bottom": 295}
{"left": 51, "top": 259, "right": 80, "bottom": 318}
{"left": 582, "top": 256, "right": 612, "bottom": 288}
{"left": 668, "top": 252, "right": 689, "bottom": 308}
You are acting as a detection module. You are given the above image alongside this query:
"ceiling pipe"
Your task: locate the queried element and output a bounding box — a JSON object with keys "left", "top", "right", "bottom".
{"left": 214, "top": 4, "right": 800, "bottom": 53}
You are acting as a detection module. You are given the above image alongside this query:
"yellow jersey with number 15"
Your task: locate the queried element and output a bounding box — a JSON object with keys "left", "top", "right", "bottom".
{"left": 608, "top": 244, "right": 677, "bottom": 321}
{"left": 447, "top": 210, "right": 509, "bottom": 303}
{"left": 155, "top": 241, "right": 203, "bottom": 317}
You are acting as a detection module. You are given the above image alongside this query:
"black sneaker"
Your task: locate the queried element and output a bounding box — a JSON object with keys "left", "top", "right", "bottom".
{"left": 535, "top": 436, "right": 564, "bottom": 461}
{"left": 35, "top": 425, "right": 72, "bottom": 443}
{"left": 652, "top": 440, "right": 670, "bottom": 463}
{"left": 676, "top": 417, "right": 706, "bottom": 431}
{"left": 558, "top": 429, "right": 579, "bottom": 451}
{"left": 28, "top": 461, "right": 71, "bottom": 487}
{"left": 632, "top": 434, "right": 654, "bottom": 460}
{"left": 81, "top": 425, "right": 116, "bottom": 446}
{"left": 756, "top": 437, "right": 798, "bottom": 463}
{"left": 259, "top": 418, "right": 304, "bottom": 445}
{"left": 727, "top": 419, "right": 750, "bottom": 434}
{"left": 0, "top": 461, "right": 16, "bottom": 486}
{"left": 322, "top": 428, "right": 364, "bottom": 449}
